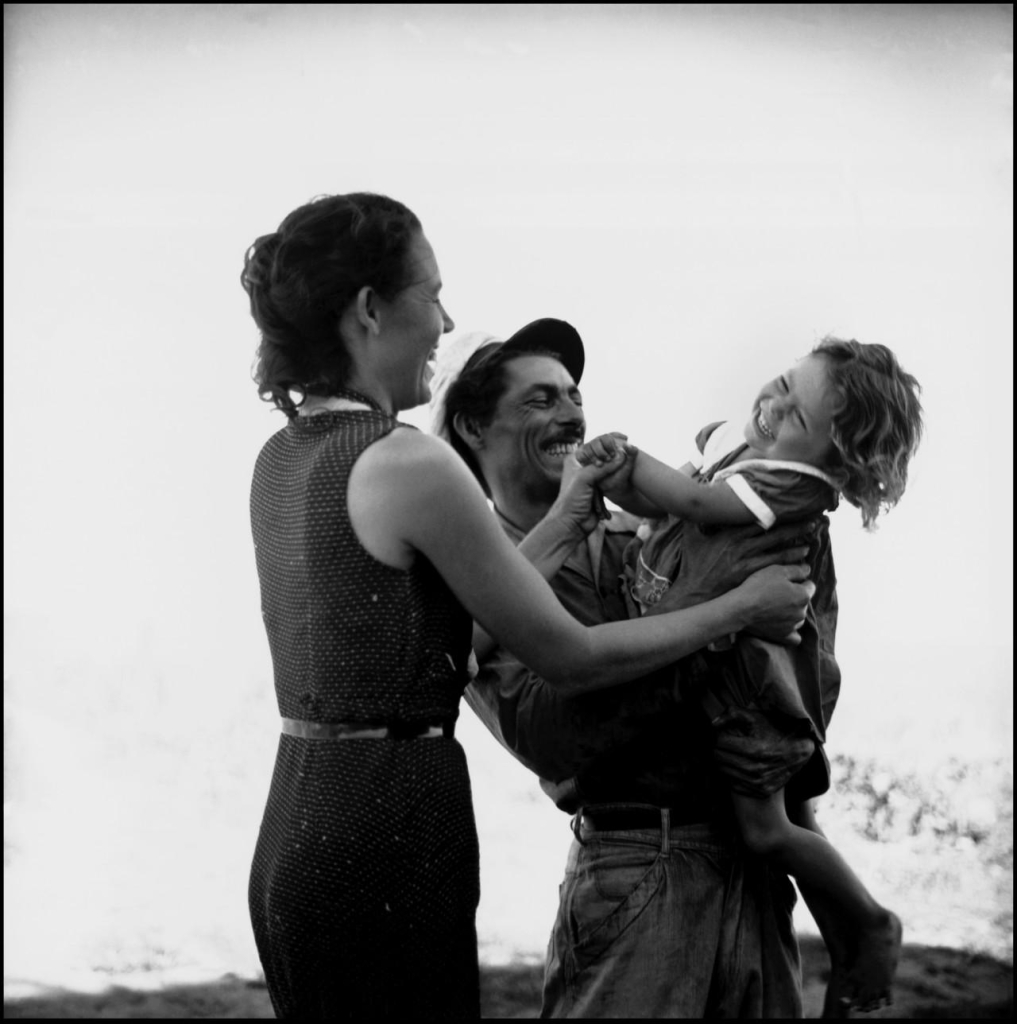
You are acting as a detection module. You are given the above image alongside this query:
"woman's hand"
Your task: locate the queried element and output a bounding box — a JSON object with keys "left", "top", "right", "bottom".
{"left": 653, "top": 518, "right": 821, "bottom": 613}
{"left": 730, "top": 563, "right": 816, "bottom": 645}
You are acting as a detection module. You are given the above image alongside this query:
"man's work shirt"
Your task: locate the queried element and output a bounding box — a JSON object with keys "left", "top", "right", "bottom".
{"left": 464, "top": 508, "right": 729, "bottom": 819}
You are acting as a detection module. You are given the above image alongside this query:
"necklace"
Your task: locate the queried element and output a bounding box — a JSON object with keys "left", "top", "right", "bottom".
{"left": 298, "top": 386, "right": 387, "bottom": 416}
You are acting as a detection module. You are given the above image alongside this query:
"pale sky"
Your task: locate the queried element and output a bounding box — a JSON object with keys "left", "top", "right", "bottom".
{"left": 4, "top": 2, "right": 1013, "bottom": 980}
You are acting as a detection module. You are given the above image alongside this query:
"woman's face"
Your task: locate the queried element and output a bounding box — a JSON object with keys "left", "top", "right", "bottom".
{"left": 377, "top": 232, "right": 455, "bottom": 411}
{"left": 743, "top": 353, "right": 838, "bottom": 467}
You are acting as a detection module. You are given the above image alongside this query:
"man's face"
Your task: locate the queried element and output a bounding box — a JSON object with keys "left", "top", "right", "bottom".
{"left": 479, "top": 355, "right": 586, "bottom": 502}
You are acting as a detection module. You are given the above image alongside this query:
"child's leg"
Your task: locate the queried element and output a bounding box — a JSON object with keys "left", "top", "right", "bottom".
{"left": 784, "top": 798, "right": 854, "bottom": 1018}
{"left": 731, "top": 789, "right": 902, "bottom": 1012}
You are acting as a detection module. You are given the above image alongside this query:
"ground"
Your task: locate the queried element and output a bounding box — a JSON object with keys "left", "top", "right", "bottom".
{"left": 3, "top": 937, "right": 1012, "bottom": 1018}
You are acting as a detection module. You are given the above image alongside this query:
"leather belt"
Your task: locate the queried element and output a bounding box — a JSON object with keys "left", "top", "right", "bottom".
{"left": 580, "top": 805, "right": 705, "bottom": 831}
{"left": 282, "top": 718, "right": 455, "bottom": 740}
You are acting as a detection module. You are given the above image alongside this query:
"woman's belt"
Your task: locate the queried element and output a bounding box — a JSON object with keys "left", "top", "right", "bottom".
{"left": 281, "top": 717, "right": 455, "bottom": 740}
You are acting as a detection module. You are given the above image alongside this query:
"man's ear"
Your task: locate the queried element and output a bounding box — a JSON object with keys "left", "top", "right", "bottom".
{"left": 352, "top": 285, "right": 381, "bottom": 334}
{"left": 452, "top": 411, "right": 485, "bottom": 451}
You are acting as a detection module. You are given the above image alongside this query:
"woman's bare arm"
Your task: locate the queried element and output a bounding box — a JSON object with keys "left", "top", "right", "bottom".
{"left": 471, "top": 451, "right": 627, "bottom": 661}
{"left": 349, "top": 430, "right": 813, "bottom": 695}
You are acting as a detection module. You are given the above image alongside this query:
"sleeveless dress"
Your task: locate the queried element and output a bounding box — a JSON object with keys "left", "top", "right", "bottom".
{"left": 248, "top": 407, "right": 479, "bottom": 1019}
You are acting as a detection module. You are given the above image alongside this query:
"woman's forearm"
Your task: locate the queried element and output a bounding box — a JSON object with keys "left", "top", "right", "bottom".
{"left": 472, "top": 509, "right": 588, "bottom": 663}
{"left": 549, "top": 588, "right": 750, "bottom": 695}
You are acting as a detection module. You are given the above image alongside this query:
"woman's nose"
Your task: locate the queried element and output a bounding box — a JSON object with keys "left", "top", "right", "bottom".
{"left": 441, "top": 304, "right": 455, "bottom": 334}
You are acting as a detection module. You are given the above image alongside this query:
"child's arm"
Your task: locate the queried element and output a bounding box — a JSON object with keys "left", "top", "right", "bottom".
{"left": 633, "top": 449, "right": 757, "bottom": 525}
{"left": 574, "top": 433, "right": 667, "bottom": 518}
{"left": 577, "top": 433, "right": 758, "bottom": 526}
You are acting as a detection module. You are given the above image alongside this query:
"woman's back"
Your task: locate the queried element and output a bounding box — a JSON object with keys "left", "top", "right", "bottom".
{"left": 248, "top": 407, "right": 480, "bottom": 1018}
{"left": 250, "top": 408, "right": 473, "bottom": 725}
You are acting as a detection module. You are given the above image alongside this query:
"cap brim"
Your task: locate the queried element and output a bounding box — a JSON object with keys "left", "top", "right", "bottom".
{"left": 499, "top": 318, "right": 585, "bottom": 384}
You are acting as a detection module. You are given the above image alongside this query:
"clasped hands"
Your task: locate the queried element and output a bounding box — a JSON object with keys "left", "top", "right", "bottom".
{"left": 550, "top": 433, "right": 639, "bottom": 539}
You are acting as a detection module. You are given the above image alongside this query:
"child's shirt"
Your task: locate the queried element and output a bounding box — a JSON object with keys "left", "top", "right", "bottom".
{"left": 625, "top": 420, "right": 843, "bottom": 800}
{"left": 632, "top": 420, "right": 839, "bottom": 612}
{"left": 688, "top": 419, "right": 839, "bottom": 530}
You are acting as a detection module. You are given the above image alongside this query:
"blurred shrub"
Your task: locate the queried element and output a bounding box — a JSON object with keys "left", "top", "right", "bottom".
{"left": 825, "top": 753, "right": 1012, "bottom": 850}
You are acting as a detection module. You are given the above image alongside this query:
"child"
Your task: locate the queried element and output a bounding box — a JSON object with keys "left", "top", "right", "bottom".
{"left": 578, "top": 336, "right": 923, "bottom": 1016}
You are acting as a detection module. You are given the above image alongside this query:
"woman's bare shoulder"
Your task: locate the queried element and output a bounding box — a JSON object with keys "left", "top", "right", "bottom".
{"left": 350, "top": 426, "right": 479, "bottom": 517}
{"left": 362, "top": 425, "right": 466, "bottom": 479}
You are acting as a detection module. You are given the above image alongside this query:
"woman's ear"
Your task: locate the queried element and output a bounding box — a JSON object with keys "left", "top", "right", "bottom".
{"left": 353, "top": 285, "right": 381, "bottom": 334}
{"left": 452, "top": 411, "right": 485, "bottom": 452}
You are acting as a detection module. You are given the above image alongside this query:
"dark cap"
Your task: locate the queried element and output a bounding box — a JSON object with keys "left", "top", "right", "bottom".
{"left": 428, "top": 319, "right": 585, "bottom": 441}
{"left": 498, "top": 318, "right": 585, "bottom": 384}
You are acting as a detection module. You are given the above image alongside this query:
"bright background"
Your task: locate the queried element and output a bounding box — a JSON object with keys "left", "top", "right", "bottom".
{"left": 4, "top": 2, "right": 1012, "bottom": 993}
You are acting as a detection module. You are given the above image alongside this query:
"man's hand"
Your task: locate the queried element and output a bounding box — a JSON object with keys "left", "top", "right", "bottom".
{"left": 576, "top": 432, "right": 634, "bottom": 468}
{"left": 549, "top": 448, "right": 629, "bottom": 539}
{"left": 575, "top": 432, "right": 661, "bottom": 516}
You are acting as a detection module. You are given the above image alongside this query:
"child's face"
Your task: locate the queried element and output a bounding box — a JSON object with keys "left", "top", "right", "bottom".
{"left": 744, "top": 354, "right": 838, "bottom": 467}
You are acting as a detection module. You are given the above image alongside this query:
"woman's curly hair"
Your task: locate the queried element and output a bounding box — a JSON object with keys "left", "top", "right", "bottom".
{"left": 240, "top": 193, "right": 421, "bottom": 418}
{"left": 814, "top": 336, "right": 924, "bottom": 529}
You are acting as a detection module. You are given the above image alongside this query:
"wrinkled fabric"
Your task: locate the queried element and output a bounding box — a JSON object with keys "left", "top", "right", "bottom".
{"left": 465, "top": 508, "right": 802, "bottom": 1017}
{"left": 630, "top": 419, "right": 842, "bottom": 798}
{"left": 464, "top": 511, "right": 728, "bottom": 818}
{"left": 542, "top": 821, "right": 802, "bottom": 1019}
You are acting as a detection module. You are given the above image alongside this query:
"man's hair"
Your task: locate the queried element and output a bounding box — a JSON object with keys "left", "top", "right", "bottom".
{"left": 814, "top": 336, "right": 924, "bottom": 529}
{"left": 240, "top": 193, "right": 421, "bottom": 418}
{"left": 444, "top": 345, "right": 560, "bottom": 496}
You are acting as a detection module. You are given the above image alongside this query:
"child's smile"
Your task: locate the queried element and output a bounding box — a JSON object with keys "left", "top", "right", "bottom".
{"left": 744, "top": 354, "right": 839, "bottom": 468}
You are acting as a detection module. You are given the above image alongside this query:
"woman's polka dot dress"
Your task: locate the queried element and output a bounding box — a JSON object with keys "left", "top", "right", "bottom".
{"left": 248, "top": 408, "right": 479, "bottom": 1019}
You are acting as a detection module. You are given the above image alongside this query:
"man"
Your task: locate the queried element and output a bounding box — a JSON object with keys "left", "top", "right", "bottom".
{"left": 430, "top": 319, "right": 814, "bottom": 1018}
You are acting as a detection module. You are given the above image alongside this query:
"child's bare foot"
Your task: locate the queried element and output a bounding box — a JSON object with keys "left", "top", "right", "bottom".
{"left": 821, "top": 966, "right": 853, "bottom": 1018}
{"left": 846, "top": 909, "right": 903, "bottom": 1012}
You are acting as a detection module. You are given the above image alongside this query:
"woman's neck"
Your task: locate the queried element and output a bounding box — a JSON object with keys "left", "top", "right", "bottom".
{"left": 342, "top": 376, "right": 395, "bottom": 416}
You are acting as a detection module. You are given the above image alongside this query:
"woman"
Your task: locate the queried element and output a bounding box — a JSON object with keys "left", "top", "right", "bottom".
{"left": 240, "top": 192, "right": 813, "bottom": 1019}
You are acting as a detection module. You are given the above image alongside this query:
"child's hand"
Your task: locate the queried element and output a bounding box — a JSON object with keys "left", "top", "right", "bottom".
{"left": 576, "top": 432, "right": 637, "bottom": 468}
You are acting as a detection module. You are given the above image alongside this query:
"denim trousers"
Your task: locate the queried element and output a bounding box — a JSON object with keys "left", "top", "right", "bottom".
{"left": 541, "top": 812, "right": 802, "bottom": 1018}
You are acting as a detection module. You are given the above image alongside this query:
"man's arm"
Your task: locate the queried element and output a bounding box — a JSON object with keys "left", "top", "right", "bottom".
{"left": 471, "top": 449, "right": 627, "bottom": 661}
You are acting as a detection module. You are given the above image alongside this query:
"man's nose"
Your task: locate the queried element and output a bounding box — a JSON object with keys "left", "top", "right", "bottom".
{"left": 559, "top": 396, "right": 584, "bottom": 423}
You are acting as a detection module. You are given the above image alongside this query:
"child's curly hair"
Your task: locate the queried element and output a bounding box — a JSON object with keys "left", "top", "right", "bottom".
{"left": 814, "top": 336, "right": 924, "bottom": 529}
